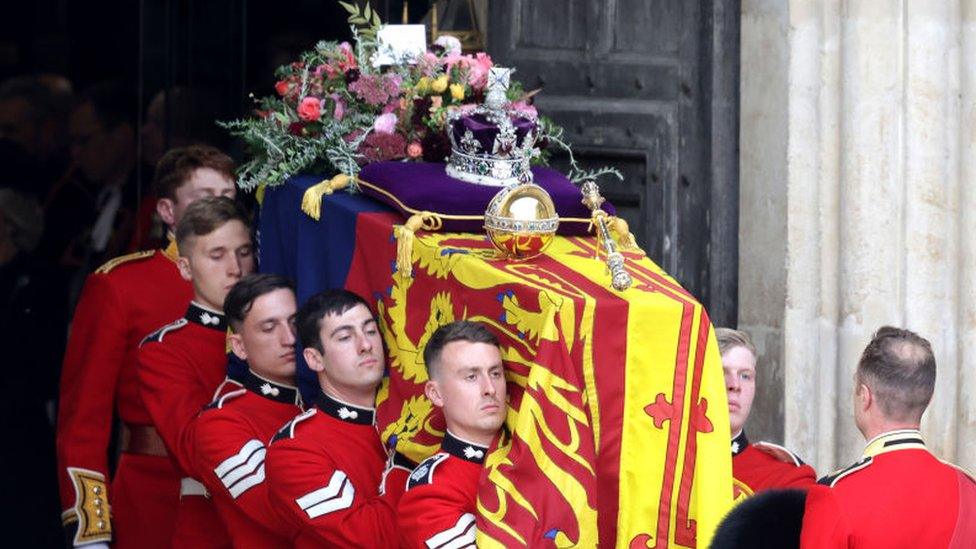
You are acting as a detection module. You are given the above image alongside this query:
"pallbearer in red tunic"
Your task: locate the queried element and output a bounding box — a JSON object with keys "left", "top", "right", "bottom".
{"left": 265, "top": 290, "right": 408, "bottom": 548}
{"left": 190, "top": 274, "right": 303, "bottom": 548}
{"left": 817, "top": 327, "right": 976, "bottom": 548}
{"left": 137, "top": 197, "right": 255, "bottom": 548}
{"left": 716, "top": 328, "right": 816, "bottom": 502}
{"left": 398, "top": 321, "right": 508, "bottom": 549}
{"left": 56, "top": 146, "right": 236, "bottom": 548}
{"left": 731, "top": 431, "right": 816, "bottom": 499}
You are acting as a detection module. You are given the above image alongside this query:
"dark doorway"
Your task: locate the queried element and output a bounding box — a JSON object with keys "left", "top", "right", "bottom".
{"left": 488, "top": 0, "right": 740, "bottom": 325}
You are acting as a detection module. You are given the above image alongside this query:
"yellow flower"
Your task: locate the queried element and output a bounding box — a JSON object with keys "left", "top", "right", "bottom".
{"left": 431, "top": 74, "right": 449, "bottom": 94}
{"left": 416, "top": 77, "right": 431, "bottom": 95}
{"left": 449, "top": 83, "right": 465, "bottom": 101}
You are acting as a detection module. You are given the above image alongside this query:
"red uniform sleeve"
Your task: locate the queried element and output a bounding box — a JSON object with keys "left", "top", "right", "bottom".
{"left": 137, "top": 341, "right": 209, "bottom": 476}
{"left": 191, "top": 409, "right": 276, "bottom": 531}
{"left": 265, "top": 440, "right": 398, "bottom": 548}
{"left": 56, "top": 274, "right": 125, "bottom": 544}
{"left": 398, "top": 480, "right": 476, "bottom": 549}
{"left": 780, "top": 464, "right": 818, "bottom": 489}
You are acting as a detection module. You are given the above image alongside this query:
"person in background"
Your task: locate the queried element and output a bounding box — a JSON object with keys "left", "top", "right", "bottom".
{"left": 717, "top": 327, "right": 816, "bottom": 501}
{"left": 398, "top": 320, "right": 508, "bottom": 548}
{"left": 0, "top": 188, "right": 62, "bottom": 547}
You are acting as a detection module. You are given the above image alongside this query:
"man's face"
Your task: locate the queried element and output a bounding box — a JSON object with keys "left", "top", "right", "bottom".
{"left": 311, "top": 303, "right": 385, "bottom": 398}
{"left": 178, "top": 219, "right": 255, "bottom": 311}
{"left": 722, "top": 345, "right": 756, "bottom": 435}
{"left": 0, "top": 97, "right": 37, "bottom": 153}
{"left": 230, "top": 288, "right": 297, "bottom": 385}
{"left": 68, "top": 102, "right": 130, "bottom": 184}
{"left": 162, "top": 168, "right": 237, "bottom": 227}
{"left": 426, "top": 340, "right": 507, "bottom": 444}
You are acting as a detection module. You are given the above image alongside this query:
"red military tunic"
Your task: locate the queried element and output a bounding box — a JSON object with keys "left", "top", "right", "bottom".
{"left": 191, "top": 370, "right": 303, "bottom": 548}
{"left": 137, "top": 302, "right": 236, "bottom": 548}
{"left": 56, "top": 242, "right": 191, "bottom": 547}
{"left": 732, "top": 430, "right": 817, "bottom": 501}
{"left": 398, "top": 431, "right": 488, "bottom": 549}
{"left": 816, "top": 429, "right": 976, "bottom": 548}
{"left": 265, "top": 391, "right": 405, "bottom": 548}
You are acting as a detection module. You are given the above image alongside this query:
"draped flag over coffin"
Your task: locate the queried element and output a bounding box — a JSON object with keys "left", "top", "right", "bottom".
{"left": 344, "top": 212, "right": 732, "bottom": 548}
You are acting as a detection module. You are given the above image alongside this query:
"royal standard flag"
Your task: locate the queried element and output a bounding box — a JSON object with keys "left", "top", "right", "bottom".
{"left": 345, "top": 212, "right": 732, "bottom": 548}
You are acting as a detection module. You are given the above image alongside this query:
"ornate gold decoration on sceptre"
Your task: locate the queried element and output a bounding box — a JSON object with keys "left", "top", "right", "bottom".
{"left": 581, "top": 180, "right": 632, "bottom": 291}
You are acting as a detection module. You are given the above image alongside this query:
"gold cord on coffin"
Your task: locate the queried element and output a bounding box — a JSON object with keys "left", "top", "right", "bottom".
{"left": 300, "top": 174, "right": 354, "bottom": 220}
{"left": 62, "top": 467, "right": 112, "bottom": 545}
{"left": 396, "top": 211, "right": 443, "bottom": 278}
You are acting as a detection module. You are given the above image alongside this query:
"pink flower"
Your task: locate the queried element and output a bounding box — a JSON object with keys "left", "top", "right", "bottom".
{"left": 373, "top": 113, "right": 398, "bottom": 134}
{"left": 468, "top": 52, "right": 493, "bottom": 90}
{"left": 331, "top": 94, "right": 346, "bottom": 120}
{"left": 349, "top": 73, "right": 402, "bottom": 106}
{"left": 416, "top": 52, "right": 440, "bottom": 77}
{"left": 297, "top": 97, "right": 322, "bottom": 121}
{"left": 407, "top": 141, "right": 423, "bottom": 158}
{"left": 509, "top": 100, "right": 537, "bottom": 119}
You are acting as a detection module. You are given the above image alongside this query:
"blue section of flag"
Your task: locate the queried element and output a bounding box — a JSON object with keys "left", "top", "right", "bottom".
{"left": 259, "top": 175, "right": 394, "bottom": 401}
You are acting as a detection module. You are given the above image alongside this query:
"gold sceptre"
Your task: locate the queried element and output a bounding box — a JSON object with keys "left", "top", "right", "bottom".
{"left": 581, "top": 180, "right": 632, "bottom": 291}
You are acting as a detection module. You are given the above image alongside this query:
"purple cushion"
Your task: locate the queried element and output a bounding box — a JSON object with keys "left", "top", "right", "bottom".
{"left": 357, "top": 162, "right": 614, "bottom": 235}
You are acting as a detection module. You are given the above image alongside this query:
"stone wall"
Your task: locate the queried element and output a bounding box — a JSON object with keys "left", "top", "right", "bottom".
{"left": 740, "top": 0, "right": 976, "bottom": 474}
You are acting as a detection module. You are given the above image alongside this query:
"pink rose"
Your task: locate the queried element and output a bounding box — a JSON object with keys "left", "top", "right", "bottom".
{"left": 468, "top": 52, "right": 493, "bottom": 90}
{"left": 297, "top": 97, "right": 322, "bottom": 121}
{"left": 373, "top": 112, "right": 398, "bottom": 135}
{"left": 407, "top": 141, "right": 423, "bottom": 158}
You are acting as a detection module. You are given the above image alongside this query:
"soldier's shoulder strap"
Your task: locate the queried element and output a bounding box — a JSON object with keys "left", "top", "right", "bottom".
{"left": 140, "top": 318, "right": 188, "bottom": 346}
{"left": 407, "top": 453, "right": 450, "bottom": 490}
{"left": 95, "top": 250, "right": 156, "bottom": 274}
{"left": 271, "top": 408, "right": 317, "bottom": 443}
{"left": 818, "top": 456, "right": 873, "bottom": 487}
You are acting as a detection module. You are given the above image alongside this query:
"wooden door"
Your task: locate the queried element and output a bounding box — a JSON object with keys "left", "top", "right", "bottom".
{"left": 488, "top": 0, "right": 739, "bottom": 325}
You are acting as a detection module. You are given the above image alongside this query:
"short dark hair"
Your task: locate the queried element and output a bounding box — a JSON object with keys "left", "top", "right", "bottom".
{"left": 224, "top": 274, "right": 295, "bottom": 331}
{"left": 423, "top": 320, "right": 500, "bottom": 379}
{"left": 856, "top": 326, "right": 936, "bottom": 422}
{"left": 77, "top": 81, "right": 136, "bottom": 130}
{"left": 296, "top": 289, "right": 374, "bottom": 353}
{"left": 174, "top": 196, "right": 250, "bottom": 255}
{"left": 153, "top": 145, "right": 236, "bottom": 200}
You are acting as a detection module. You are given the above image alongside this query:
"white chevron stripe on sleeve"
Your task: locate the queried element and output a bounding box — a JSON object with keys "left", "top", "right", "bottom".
{"left": 220, "top": 447, "right": 266, "bottom": 488}
{"left": 228, "top": 464, "right": 265, "bottom": 499}
{"left": 215, "top": 439, "right": 264, "bottom": 477}
{"left": 426, "top": 513, "right": 477, "bottom": 549}
{"left": 295, "top": 470, "right": 355, "bottom": 519}
{"left": 214, "top": 439, "right": 267, "bottom": 499}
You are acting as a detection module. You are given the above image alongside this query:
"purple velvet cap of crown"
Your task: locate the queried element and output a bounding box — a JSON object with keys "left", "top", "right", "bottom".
{"left": 450, "top": 113, "right": 536, "bottom": 153}
{"left": 357, "top": 161, "right": 615, "bottom": 236}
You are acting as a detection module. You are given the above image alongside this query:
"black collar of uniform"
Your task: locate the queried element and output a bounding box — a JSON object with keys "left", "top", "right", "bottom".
{"left": 185, "top": 302, "right": 228, "bottom": 332}
{"left": 316, "top": 391, "right": 374, "bottom": 425}
{"left": 731, "top": 430, "right": 750, "bottom": 456}
{"left": 242, "top": 369, "right": 301, "bottom": 406}
{"left": 442, "top": 431, "right": 489, "bottom": 464}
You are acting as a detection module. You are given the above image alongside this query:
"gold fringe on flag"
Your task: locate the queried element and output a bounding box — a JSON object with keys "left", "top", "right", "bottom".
{"left": 300, "top": 174, "right": 354, "bottom": 220}
{"left": 395, "top": 211, "right": 443, "bottom": 278}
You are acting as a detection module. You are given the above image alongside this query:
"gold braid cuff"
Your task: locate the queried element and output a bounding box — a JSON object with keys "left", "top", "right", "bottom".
{"left": 63, "top": 467, "right": 112, "bottom": 545}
